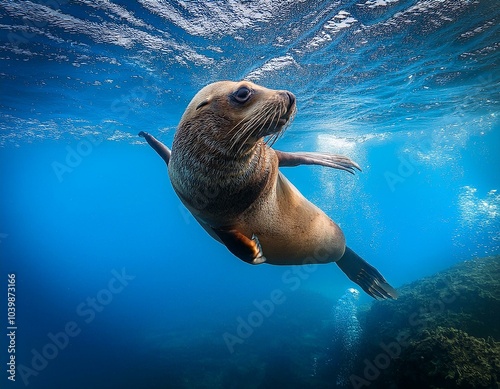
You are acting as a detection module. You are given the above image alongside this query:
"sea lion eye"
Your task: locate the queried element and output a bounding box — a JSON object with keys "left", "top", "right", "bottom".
{"left": 232, "top": 87, "right": 252, "bottom": 104}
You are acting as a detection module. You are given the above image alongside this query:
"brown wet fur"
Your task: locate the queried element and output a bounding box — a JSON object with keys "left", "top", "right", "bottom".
{"left": 168, "top": 80, "right": 345, "bottom": 265}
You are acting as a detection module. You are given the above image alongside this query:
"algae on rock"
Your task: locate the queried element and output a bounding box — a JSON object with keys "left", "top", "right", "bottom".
{"left": 350, "top": 256, "right": 500, "bottom": 389}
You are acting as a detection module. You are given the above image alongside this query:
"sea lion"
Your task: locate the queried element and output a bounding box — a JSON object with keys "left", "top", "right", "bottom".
{"left": 139, "top": 80, "right": 398, "bottom": 300}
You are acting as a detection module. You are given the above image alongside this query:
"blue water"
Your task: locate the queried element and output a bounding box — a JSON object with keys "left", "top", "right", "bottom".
{"left": 0, "top": 1, "right": 499, "bottom": 388}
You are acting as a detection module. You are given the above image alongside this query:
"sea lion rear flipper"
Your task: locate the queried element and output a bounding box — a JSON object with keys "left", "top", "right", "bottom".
{"left": 213, "top": 228, "right": 266, "bottom": 265}
{"left": 336, "top": 247, "right": 398, "bottom": 300}
{"left": 138, "top": 131, "right": 171, "bottom": 165}
{"left": 275, "top": 150, "right": 361, "bottom": 174}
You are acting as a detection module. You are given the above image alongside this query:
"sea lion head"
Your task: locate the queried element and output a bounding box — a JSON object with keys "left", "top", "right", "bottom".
{"left": 169, "top": 81, "right": 296, "bottom": 223}
{"left": 175, "top": 80, "right": 296, "bottom": 156}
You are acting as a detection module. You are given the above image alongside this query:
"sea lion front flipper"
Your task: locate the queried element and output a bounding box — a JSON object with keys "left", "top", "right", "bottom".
{"left": 213, "top": 228, "right": 266, "bottom": 265}
{"left": 336, "top": 247, "right": 398, "bottom": 300}
{"left": 138, "top": 131, "right": 171, "bottom": 166}
{"left": 275, "top": 150, "right": 361, "bottom": 174}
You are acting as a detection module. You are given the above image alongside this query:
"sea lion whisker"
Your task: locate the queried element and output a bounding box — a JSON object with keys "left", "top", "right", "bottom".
{"left": 231, "top": 105, "right": 276, "bottom": 152}
{"left": 264, "top": 105, "right": 283, "bottom": 147}
{"left": 265, "top": 103, "right": 293, "bottom": 147}
{"left": 231, "top": 118, "right": 257, "bottom": 151}
{"left": 234, "top": 132, "right": 254, "bottom": 156}
{"left": 232, "top": 124, "right": 257, "bottom": 154}
{"left": 264, "top": 108, "right": 279, "bottom": 144}
{"left": 232, "top": 120, "right": 254, "bottom": 152}
{"left": 229, "top": 123, "right": 256, "bottom": 153}
{"left": 228, "top": 118, "right": 250, "bottom": 145}
{"left": 235, "top": 115, "right": 269, "bottom": 155}
{"left": 266, "top": 132, "right": 280, "bottom": 148}
{"left": 230, "top": 109, "right": 267, "bottom": 142}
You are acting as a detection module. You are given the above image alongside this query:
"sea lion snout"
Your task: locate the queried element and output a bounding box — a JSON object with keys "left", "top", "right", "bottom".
{"left": 275, "top": 90, "right": 296, "bottom": 122}
{"left": 257, "top": 89, "right": 296, "bottom": 137}
{"left": 284, "top": 91, "right": 296, "bottom": 112}
{"left": 280, "top": 91, "right": 296, "bottom": 123}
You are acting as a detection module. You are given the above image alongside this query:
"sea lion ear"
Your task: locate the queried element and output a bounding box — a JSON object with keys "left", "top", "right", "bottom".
{"left": 196, "top": 99, "right": 210, "bottom": 110}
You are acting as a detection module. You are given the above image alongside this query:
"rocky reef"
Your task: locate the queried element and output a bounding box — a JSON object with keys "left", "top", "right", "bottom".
{"left": 350, "top": 255, "right": 500, "bottom": 389}
{"left": 141, "top": 256, "right": 499, "bottom": 388}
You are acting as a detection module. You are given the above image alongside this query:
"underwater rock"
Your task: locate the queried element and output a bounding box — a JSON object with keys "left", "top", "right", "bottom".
{"left": 141, "top": 258, "right": 499, "bottom": 388}
{"left": 392, "top": 326, "right": 500, "bottom": 389}
{"left": 350, "top": 256, "right": 500, "bottom": 389}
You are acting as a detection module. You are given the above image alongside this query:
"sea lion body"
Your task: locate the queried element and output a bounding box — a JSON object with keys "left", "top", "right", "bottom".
{"left": 236, "top": 169, "right": 345, "bottom": 265}
{"left": 139, "top": 81, "right": 397, "bottom": 299}
{"left": 181, "top": 154, "right": 345, "bottom": 266}
{"left": 167, "top": 81, "right": 344, "bottom": 265}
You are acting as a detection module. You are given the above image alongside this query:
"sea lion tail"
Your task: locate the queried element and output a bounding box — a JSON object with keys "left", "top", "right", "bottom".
{"left": 336, "top": 247, "right": 399, "bottom": 300}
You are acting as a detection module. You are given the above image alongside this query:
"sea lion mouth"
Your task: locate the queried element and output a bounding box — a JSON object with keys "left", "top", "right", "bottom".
{"left": 261, "top": 116, "right": 291, "bottom": 137}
